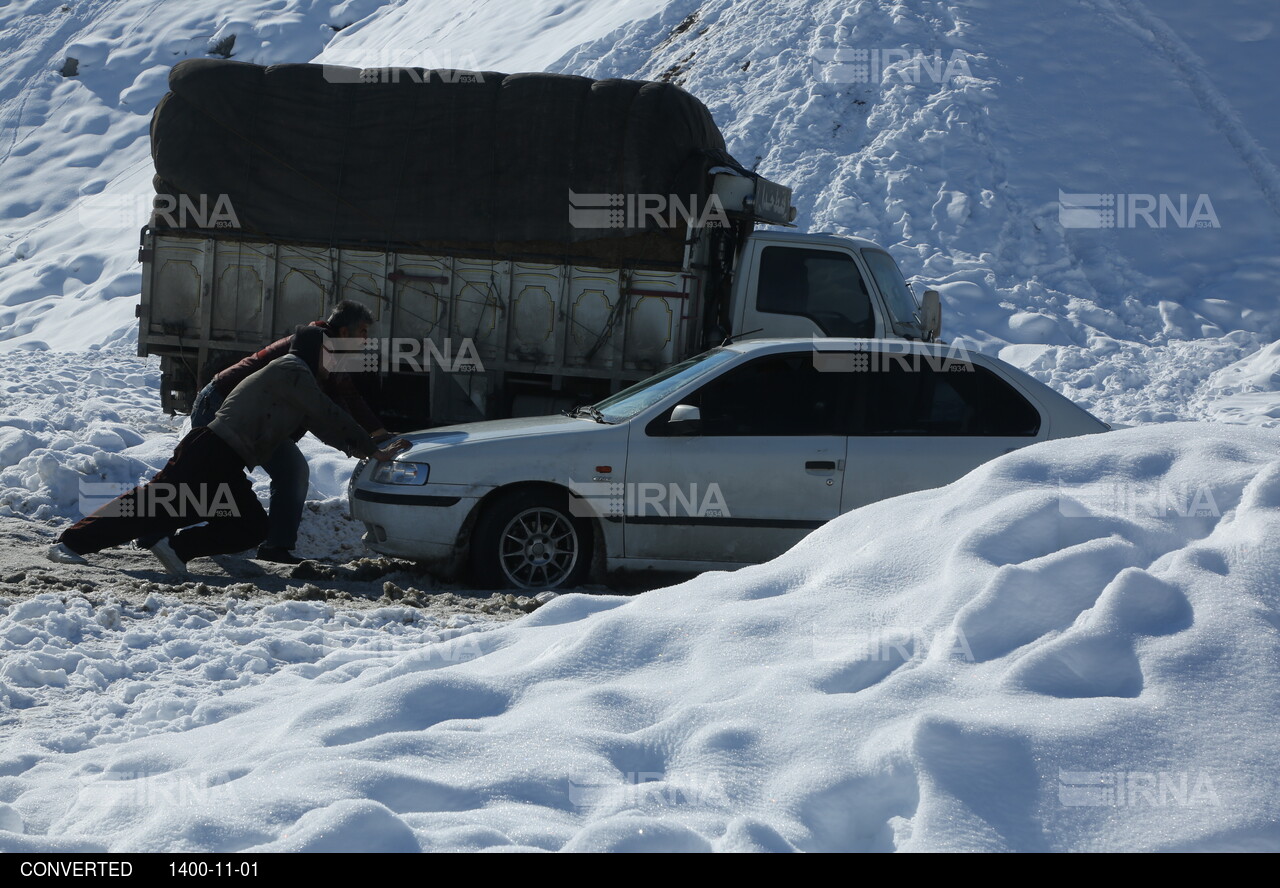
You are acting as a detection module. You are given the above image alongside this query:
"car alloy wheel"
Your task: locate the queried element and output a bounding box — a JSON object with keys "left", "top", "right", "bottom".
{"left": 498, "top": 506, "right": 580, "bottom": 589}
{"left": 470, "top": 488, "right": 593, "bottom": 591}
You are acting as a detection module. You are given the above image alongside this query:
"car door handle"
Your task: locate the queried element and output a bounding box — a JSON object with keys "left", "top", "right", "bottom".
{"left": 806, "top": 461, "right": 838, "bottom": 471}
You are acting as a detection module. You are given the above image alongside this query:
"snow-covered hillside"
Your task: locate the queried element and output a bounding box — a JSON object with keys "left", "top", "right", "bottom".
{"left": 552, "top": 0, "right": 1280, "bottom": 423}
{"left": 4, "top": 424, "right": 1279, "bottom": 851}
{"left": 2, "top": 0, "right": 1279, "bottom": 423}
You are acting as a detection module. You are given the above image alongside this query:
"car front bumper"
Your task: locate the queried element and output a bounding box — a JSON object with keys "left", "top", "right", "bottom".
{"left": 349, "top": 469, "right": 490, "bottom": 567}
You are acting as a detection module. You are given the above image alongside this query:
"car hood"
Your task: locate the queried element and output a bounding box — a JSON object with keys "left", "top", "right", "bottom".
{"left": 396, "top": 414, "right": 609, "bottom": 458}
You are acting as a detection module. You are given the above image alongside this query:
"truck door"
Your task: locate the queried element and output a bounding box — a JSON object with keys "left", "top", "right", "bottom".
{"left": 736, "top": 243, "right": 879, "bottom": 339}
{"left": 623, "top": 350, "right": 848, "bottom": 564}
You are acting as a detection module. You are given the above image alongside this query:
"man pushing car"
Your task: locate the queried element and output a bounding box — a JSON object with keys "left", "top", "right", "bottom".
{"left": 47, "top": 326, "right": 409, "bottom": 577}
{"left": 139, "top": 299, "right": 394, "bottom": 564}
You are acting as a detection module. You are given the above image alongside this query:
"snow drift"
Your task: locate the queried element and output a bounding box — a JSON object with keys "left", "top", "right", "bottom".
{"left": 3, "top": 423, "right": 1278, "bottom": 852}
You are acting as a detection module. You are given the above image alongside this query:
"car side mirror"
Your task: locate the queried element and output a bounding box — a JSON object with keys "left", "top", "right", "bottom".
{"left": 668, "top": 404, "right": 702, "bottom": 436}
{"left": 921, "top": 289, "right": 942, "bottom": 342}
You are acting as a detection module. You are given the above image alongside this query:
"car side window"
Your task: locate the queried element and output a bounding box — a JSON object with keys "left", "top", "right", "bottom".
{"left": 852, "top": 354, "right": 1041, "bottom": 436}
{"left": 655, "top": 353, "right": 851, "bottom": 437}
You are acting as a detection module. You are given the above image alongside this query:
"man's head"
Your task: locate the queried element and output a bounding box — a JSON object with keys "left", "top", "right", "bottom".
{"left": 327, "top": 300, "right": 375, "bottom": 341}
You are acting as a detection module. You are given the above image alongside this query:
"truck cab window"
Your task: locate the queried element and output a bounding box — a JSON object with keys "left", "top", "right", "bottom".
{"left": 756, "top": 247, "right": 874, "bottom": 337}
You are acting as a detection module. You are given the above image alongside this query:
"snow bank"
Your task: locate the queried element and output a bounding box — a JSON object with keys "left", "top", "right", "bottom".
{"left": 3, "top": 424, "right": 1278, "bottom": 851}
{"left": 558, "top": 0, "right": 1280, "bottom": 426}
{"left": 316, "top": 0, "right": 669, "bottom": 74}
{"left": 0, "top": 0, "right": 353, "bottom": 350}
{"left": 0, "top": 346, "right": 172, "bottom": 521}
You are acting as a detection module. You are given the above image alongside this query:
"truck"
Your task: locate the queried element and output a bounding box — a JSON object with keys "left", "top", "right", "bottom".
{"left": 138, "top": 60, "right": 939, "bottom": 430}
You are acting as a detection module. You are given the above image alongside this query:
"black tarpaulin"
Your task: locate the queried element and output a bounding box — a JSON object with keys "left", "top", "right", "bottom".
{"left": 150, "top": 60, "right": 745, "bottom": 264}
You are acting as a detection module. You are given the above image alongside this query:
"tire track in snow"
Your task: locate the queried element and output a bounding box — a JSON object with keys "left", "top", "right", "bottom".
{"left": 1096, "top": 0, "right": 1280, "bottom": 218}
{"left": 0, "top": 0, "right": 112, "bottom": 167}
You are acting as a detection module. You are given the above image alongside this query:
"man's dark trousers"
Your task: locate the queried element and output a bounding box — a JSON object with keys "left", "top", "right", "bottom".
{"left": 60, "top": 428, "right": 269, "bottom": 562}
{"left": 138, "top": 383, "right": 307, "bottom": 552}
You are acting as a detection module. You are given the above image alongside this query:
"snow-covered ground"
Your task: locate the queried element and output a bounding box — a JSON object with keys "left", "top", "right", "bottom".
{"left": 2, "top": 0, "right": 1279, "bottom": 853}
{"left": 4, "top": 424, "right": 1280, "bottom": 851}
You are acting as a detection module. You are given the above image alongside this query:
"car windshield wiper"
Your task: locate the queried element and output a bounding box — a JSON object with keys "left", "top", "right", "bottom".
{"left": 571, "top": 405, "right": 612, "bottom": 424}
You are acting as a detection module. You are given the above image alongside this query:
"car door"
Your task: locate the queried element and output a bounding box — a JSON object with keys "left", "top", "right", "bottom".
{"left": 841, "top": 349, "right": 1047, "bottom": 510}
{"left": 623, "top": 351, "right": 849, "bottom": 564}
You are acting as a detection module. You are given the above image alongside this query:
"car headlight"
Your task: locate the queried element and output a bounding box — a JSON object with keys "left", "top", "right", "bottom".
{"left": 372, "top": 461, "right": 430, "bottom": 485}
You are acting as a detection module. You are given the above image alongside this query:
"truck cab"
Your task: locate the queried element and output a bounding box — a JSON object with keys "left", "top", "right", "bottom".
{"left": 730, "top": 230, "right": 933, "bottom": 344}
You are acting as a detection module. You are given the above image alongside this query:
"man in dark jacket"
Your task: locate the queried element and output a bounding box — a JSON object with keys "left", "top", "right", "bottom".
{"left": 48, "top": 327, "right": 409, "bottom": 576}
{"left": 141, "top": 300, "right": 390, "bottom": 564}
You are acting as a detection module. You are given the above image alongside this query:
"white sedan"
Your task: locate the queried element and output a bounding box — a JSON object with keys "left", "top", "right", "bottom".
{"left": 349, "top": 339, "right": 1108, "bottom": 589}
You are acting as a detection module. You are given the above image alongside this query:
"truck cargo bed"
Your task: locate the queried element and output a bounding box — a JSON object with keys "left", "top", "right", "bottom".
{"left": 140, "top": 230, "right": 705, "bottom": 425}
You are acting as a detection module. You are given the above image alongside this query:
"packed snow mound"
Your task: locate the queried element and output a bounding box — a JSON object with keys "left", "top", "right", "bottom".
{"left": 314, "top": 0, "right": 669, "bottom": 74}
{"left": 4, "top": 423, "right": 1278, "bottom": 852}
{"left": 0, "top": 0, "right": 364, "bottom": 350}
{"left": 0, "top": 345, "right": 173, "bottom": 521}
{"left": 571, "top": 0, "right": 1280, "bottom": 341}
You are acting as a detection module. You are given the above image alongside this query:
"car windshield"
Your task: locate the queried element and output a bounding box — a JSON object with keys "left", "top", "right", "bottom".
{"left": 592, "top": 348, "right": 741, "bottom": 423}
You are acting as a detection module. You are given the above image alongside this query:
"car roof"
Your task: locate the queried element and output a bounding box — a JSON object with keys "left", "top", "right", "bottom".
{"left": 722, "top": 337, "right": 979, "bottom": 357}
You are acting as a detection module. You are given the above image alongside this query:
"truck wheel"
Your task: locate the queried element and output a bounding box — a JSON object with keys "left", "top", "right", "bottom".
{"left": 470, "top": 488, "right": 592, "bottom": 590}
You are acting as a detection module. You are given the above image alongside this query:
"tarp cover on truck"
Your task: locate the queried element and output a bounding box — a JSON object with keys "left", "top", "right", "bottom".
{"left": 150, "top": 60, "right": 748, "bottom": 264}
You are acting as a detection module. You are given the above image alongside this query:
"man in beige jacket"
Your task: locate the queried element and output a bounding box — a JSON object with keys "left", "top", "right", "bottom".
{"left": 48, "top": 327, "right": 408, "bottom": 576}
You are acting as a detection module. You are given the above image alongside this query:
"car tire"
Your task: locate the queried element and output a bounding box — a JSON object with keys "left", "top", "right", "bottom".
{"left": 469, "top": 488, "right": 593, "bottom": 591}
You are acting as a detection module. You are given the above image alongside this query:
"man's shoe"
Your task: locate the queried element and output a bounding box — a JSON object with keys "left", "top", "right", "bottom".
{"left": 256, "top": 546, "right": 303, "bottom": 565}
{"left": 47, "top": 543, "right": 88, "bottom": 565}
{"left": 148, "top": 538, "right": 188, "bottom": 577}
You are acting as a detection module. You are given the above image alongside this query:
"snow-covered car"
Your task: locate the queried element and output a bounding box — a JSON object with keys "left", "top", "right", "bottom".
{"left": 350, "top": 339, "right": 1108, "bottom": 589}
